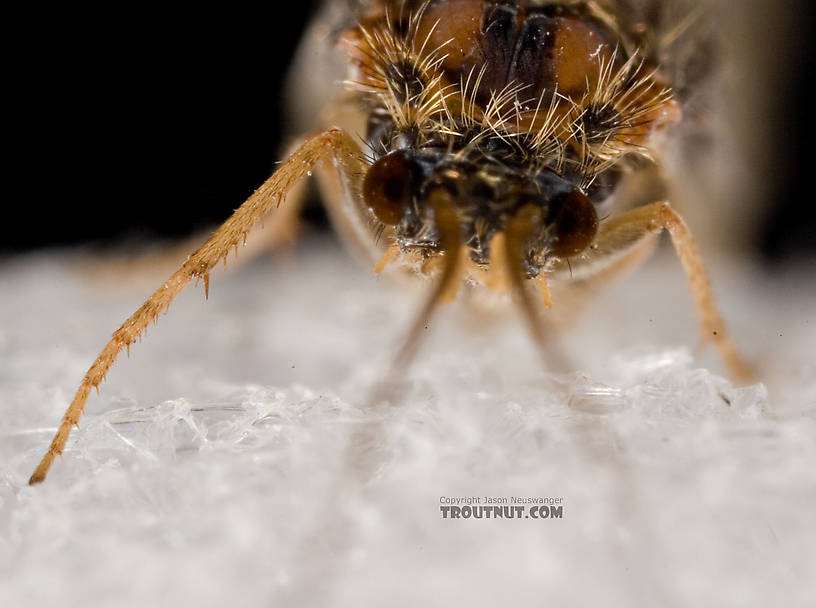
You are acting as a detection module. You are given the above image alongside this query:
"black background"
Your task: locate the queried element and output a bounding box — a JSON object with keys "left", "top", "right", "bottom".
{"left": 5, "top": 2, "right": 813, "bottom": 263}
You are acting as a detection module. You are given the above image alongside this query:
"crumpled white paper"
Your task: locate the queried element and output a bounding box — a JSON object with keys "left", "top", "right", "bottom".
{"left": 1, "top": 238, "right": 814, "bottom": 607}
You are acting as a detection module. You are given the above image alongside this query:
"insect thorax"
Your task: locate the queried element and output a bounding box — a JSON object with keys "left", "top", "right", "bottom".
{"left": 343, "top": 0, "right": 680, "bottom": 268}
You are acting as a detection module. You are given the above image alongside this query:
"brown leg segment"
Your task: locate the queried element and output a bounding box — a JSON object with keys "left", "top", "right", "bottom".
{"left": 29, "top": 128, "right": 363, "bottom": 485}
{"left": 585, "top": 201, "right": 754, "bottom": 382}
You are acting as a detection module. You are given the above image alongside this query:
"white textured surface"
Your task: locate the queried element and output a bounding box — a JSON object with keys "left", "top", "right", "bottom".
{"left": 1, "top": 237, "right": 814, "bottom": 607}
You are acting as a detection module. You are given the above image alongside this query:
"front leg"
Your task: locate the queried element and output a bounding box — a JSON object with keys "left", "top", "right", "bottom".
{"left": 551, "top": 201, "right": 754, "bottom": 382}
{"left": 29, "top": 128, "right": 365, "bottom": 485}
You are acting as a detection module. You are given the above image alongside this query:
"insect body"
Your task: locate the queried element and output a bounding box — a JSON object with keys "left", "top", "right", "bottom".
{"left": 29, "top": 0, "right": 752, "bottom": 484}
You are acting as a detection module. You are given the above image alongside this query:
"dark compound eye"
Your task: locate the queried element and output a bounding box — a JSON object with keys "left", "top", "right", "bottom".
{"left": 547, "top": 189, "right": 599, "bottom": 257}
{"left": 363, "top": 152, "right": 414, "bottom": 225}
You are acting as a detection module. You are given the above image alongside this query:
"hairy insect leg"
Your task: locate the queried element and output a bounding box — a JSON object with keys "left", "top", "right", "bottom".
{"left": 29, "top": 128, "right": 365, "bottom": 485}
{"left": 555, "top": 201, "right": 754, "bottom": 381}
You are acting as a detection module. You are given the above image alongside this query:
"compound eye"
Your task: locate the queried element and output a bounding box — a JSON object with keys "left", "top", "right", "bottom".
{"left": 548, "top": 189, "right": 599, "bottom": 257}
{"left": 363, "top": 152, "right": 413, "bottom": 225}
